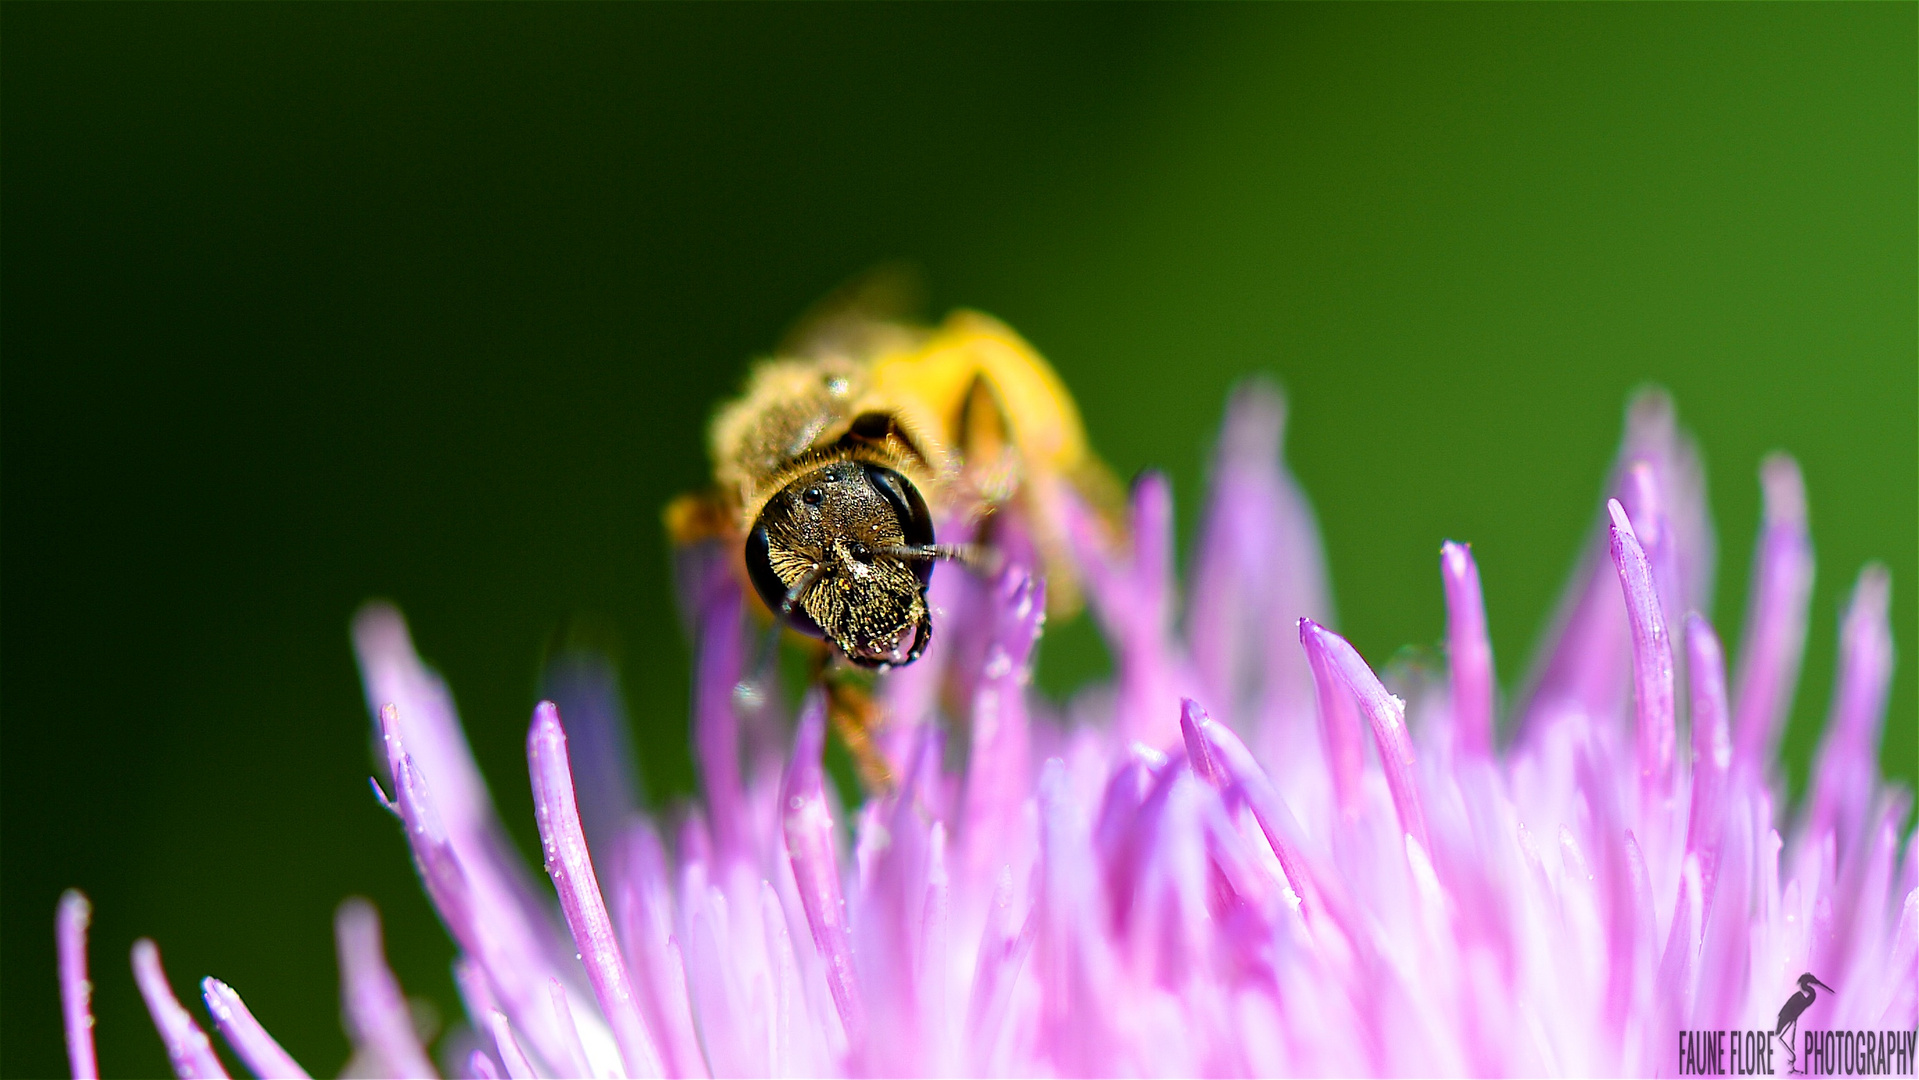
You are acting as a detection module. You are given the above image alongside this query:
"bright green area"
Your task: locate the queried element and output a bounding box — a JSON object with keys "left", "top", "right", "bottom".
{"left": 4, "top": 6, "right": 1911, "bottom": 1077}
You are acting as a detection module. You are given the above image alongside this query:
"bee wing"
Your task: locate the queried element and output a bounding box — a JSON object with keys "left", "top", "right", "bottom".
{"left": 777, "top": 261, "right": 928, "bottom": 362}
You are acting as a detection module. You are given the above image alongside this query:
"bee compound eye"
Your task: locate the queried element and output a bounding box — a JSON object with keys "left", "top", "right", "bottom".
{"left": 744, "top": 521, "right": 825, "bottom": 638}
{"left": 861, "top": 464, "right": 936, "bottom": 587}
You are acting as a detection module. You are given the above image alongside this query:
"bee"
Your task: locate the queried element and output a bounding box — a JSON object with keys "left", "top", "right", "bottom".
{"left": 668, "top": 277, "right": 1119, "bottom": 779}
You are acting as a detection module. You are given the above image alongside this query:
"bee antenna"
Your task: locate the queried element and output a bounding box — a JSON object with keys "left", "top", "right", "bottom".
{"left": 878, "top": 543, "right": 1002, "bottom": 576}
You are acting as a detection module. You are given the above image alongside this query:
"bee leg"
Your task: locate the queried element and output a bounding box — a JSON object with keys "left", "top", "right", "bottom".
{"left": 819, "top": 660, "right": 896, "bottom": 792}
{"left": 956, "top": 372, "right": 1019, "bottom": 504}
{"left": 664, "top": 491, "right": 734, "bottom": 546}
{"left": 904, "top": 607, "right": 933, "bottom": 665}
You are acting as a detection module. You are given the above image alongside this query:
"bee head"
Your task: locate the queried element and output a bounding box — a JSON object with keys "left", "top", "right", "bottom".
{"left": 745, "top": 461, "right": 936, "bottom": 667}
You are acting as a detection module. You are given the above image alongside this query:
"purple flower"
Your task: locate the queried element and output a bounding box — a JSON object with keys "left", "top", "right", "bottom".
{"left": 60, "top": 384, "right": 1913, "bottom": 1077}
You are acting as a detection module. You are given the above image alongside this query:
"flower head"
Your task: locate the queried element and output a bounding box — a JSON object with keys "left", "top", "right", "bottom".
{"left": 62, "top": 383, "right": 1913, "bottom": 1078}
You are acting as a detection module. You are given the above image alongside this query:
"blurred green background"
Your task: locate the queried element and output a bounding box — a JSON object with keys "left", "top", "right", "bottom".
{"left": 3, "top": 5, "right": 1912, "bottom": 1077}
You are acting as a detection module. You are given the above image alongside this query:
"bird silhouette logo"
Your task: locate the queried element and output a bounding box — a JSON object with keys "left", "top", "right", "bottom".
{"left": 1776, "top": 972, "right": 1836, "bottom": 1075}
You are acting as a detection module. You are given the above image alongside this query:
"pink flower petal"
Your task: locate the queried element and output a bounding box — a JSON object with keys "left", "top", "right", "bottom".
{"left": 57, "top": 890, "right": 97, "bottom": 1080}
{"left": 201, "top": 977, "right": 310, "bottom": 1080}
{"left": 1683, "top": 613, "right": 1732, "bottom": 909}
{"left": 1608, "top": 498, "right": 1677, "bottom": 802}
{"left": 1441, "top": 540, "right": 1496, "bottom": 756}
{"left": 465, "top": 1049, "right": 503, "bottom": 1080}
{"left": 528, "top": 701, "right": 664, "bottom": 1078}
{"left": 336, "top": 899, "right": 437, "bottom": 1079}
{"left": 489, "top": 1011, "right": 536, "bottom": 1080}
{"left": 1807, "top": 565, "right": 1894, "bottom": 852}
{"left": 1188, "top": 380, "right": 1334, "bottom": 752}
{"left": 1300, "top": 619, "right": 1430, "bottom": 852}
{"left": 682, "top": 547, "right": 750, "bottom": 861}
{"left": 779, "top": 695, "right": 865, "bottom": 1049}
{"left": 1731, "top": 454, "right": 1815, "bottom": 771}
{"left": 1299, "top": 617, "right": 1366, "bottom": 816}
{"left": 130, "top": 939, "right": 228, "bottom": 1080}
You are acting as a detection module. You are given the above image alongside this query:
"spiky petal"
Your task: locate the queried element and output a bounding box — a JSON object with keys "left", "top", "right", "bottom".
{"left": 131, "top": 940, "right": 228, "bottom": 1080}
{"left": 75, "top": 385, "right": 1914, "bottom": 1080}
{"left": 201, "top": 978, "right": 310, "bottom": 1080}
{"left": 1609, "top": 498, "right": 1677, "bottom": 803}
{"left": 528, "top": 702, "right": 664, "bottom": 1079}
{"left": 1682, "top": 614, "right": 1732, "bottom": 909}
{"left": 57, "top": 890, "right": 98, "bottom": 1080}
{"left": 1442, "top": 540, "right": 1497, "bottom": 755}
{"left": 1731, "top": 455, "right": 1815, "bottom": 772}
{"left": 336, "top": 899, "right": 437, "bottom": 1079}
{"left": 1806, "top": 565, "right": 1895, "bottom": 853}
{"left": 781, "top": 696, "right": 865, "bottom": 1048}
{"left": 1301, "top": 618, "right": 1430, "bottom": 852}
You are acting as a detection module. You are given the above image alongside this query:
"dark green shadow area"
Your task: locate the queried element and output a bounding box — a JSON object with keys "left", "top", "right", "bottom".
{"left": 4, "top": 6, "right": 1911, "bottom": 1077}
